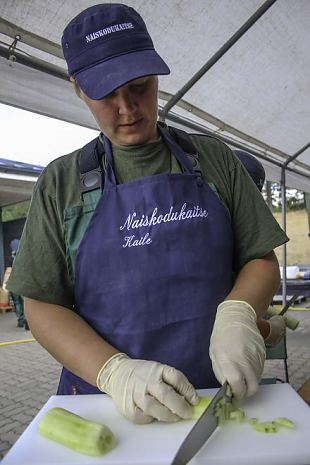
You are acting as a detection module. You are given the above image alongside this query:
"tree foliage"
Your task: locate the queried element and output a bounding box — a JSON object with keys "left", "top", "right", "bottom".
{"left": 1, "top": 200, "right": 31, "bottom": 222}
{"left": 262, "top": 183, "right": 305, "bottom": 212}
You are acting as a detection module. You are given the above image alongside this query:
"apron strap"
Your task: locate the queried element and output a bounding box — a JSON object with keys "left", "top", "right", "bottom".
{"left": 79, "top": 136, "right": 104, "bottom": 198}
{"left": 157, "top": 123, "right": 202, "bottom": 176}
{"left": 103, "top": 135, "right": 117, "bottom": 186}
{"left": 79, "top": 125, "right": 203, "bottom": 195}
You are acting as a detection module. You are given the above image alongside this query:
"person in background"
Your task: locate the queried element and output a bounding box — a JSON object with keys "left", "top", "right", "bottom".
{"left": 8, "top": 3, "right": 288, "bottom": 424}
{"left": 234, "top": 150, "right": 286, "bottom": 347}
{"left": 8, "top": 239, "right": 28, "bottom": 330}
{"left": 233, "top": 149, "right": 265, "bottom": 193}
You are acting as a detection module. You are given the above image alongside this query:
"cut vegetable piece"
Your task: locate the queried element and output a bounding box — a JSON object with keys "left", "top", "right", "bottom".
{"left": 225, "top": 384, "right": 233, "bottom": 398}
{"left": 284, "top": 314, "right": 299, "bottom": 330}
{"left": 253, "top": 421, "right": 279, "bottom": 433}
{"left": 248, "top": 418, "right": 258, "bottom": 425}
{"left": 191, "top": 393, "right": 295, "bottom": 436}
{"left": 272, "top": 417, "right": 295, "bottom": 429}
{"left": 38, "top": 407, "right": 116, "bottom": 456}
{"left": 192, "top": 396, "right": 213, "bottom": 419}
{"left": 229, "top": 409, "right": 246, "bottom": 423}
{"left": 214, "top": 397, "right": 240, "bottom": 427}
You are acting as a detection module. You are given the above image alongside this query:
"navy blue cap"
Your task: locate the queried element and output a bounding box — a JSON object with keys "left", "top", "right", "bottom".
{"left": 234, "top": 150, "right": 265, "bottom": 192}
{"left": 62, "top": 3, "right": 170, "bottom": 100}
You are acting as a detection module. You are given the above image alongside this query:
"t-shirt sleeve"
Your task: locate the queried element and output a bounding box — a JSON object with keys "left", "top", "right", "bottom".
{"left": 229, "top": 151, "right": 289, "bottom": 271}
{"left": 7, "top": 172, "right": 74, "bottom": 308}
{"left": 185, "top": 134, "right": 288, "bottom": 272}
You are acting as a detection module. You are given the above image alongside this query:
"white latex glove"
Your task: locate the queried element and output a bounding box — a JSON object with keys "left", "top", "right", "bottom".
{"left": 209, "top": 300, "right": 266, "bottom": 399}
{"left": 265, "top": 315, "right": 286, "bottom": 347}
{"left": 97, "top": 353, "right": 198, "bottom": 424}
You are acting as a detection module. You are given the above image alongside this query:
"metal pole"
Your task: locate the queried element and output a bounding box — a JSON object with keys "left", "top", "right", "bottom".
{"left": 0, "top": 16, "right": 63, "bottom": 59}
{"left": 163, "top": 112, "right": 310, "bottom": 180}
{"left": 266, "top": 181, "right": 273, "bottom": 211}
{"left": 161, "top": 0, "right": 278, "bottom": 119}
{"left": 281, "top": 142, "right": 310, "bottom": 306}
{"left": 0, "top": 207, "right": 4, "bottom": 284}
{"left": 305, "top": 193, "right": 310, "bottom": 238}
{"left": 281, "top": 167, "right": 287, "bottom": 306}
{"left": 0, "top": 44, "right": 68, "bottom": 81}
{"left": 284, "top": 142, "right": 310, "bottom": 167}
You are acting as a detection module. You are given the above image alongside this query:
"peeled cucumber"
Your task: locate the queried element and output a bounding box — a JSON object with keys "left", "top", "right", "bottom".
{"left": 37, "top": 407, "right": 116, "bottom": 456}
{"left": 266, "top": 306, "right": 299, "bottom": 330}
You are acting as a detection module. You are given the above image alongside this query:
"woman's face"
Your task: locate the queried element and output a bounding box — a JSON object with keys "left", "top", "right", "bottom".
{"left": 78, "top": 75, "right": 159, "bottom": 146}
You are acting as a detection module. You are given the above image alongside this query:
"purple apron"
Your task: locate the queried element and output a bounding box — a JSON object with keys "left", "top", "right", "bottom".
{"left": 57, "top": 127, "right": 233, "bottom": 394}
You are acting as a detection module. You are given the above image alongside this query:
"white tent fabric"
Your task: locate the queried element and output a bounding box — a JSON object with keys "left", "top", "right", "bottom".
{"left": 0, "top": 0, "right": 309, "bottom": 191}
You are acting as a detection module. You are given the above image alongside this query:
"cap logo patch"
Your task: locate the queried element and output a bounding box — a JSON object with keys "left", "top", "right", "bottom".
{"left": 85, "top": 23, "right": 134, "bottom": 43}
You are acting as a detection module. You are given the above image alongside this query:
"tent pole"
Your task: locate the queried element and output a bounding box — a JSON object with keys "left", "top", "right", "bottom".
{"left": 162, "top": 112, "right": 310, "bottom": 181}
{"left": 160, "top": 0, "right": 278, "bottom": 119}
{"left": 281, "top": 167, "right": 287, "bottom": 307}
{"left": 0, "top": 208, "right": 4, "bottom": 284}
{"left": 266, "top": 181, "right": 273, "bottom": 210}
{"left": 279, "top": 142, "right": 310, "bottom": 307}
{"left": 305, "top": 193, "right": 310, "bottom": 238}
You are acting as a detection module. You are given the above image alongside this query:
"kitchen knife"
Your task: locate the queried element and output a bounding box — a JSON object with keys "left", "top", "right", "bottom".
{"left": 170, "top": 381, "right": 232, "bottom": 465}
{"left": 279, "top": 293, "right": 298, "bottom": 316}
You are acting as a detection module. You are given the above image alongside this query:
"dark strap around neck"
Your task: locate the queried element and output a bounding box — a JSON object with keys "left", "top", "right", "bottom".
{"left": 79, "top": 125, "right": 202, "bottom": 196}
{"left": 79, "top": 136, "right": 104, "bottom": 194}
{"left": 158, "top": 122, "right": 202, "bottom": 175}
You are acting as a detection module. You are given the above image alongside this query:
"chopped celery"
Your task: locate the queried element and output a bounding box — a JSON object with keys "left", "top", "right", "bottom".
{"left": 214, "top": 397, "right": 240, "bottom": 426}
{"left": 192, "top": 396, "right": 213, "bottom": 419}
{"left": 272, "top": 417, "right": 295, "bottom": 429}
{"left": 229, "top": 409, "right": 245, "bottom": 423}
{"left": 253, "top": 422, "right": 278, "bottom": 433}
{"left": 248, "top": 418, "right": 258, "bottom": 425}
{"left": 192, "top": 392, "right": 295, "bottom": 436}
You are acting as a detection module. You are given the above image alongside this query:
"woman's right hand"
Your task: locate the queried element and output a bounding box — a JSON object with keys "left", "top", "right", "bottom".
{"left": 96, "top": 353, "right": 198, "bottom": 423}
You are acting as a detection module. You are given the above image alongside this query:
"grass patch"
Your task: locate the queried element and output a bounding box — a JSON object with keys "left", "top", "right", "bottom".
{"left": 273, "top": 210, "right": 310, "bottom": 267}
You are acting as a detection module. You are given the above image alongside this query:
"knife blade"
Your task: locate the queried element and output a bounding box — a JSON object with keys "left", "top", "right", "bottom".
{"left": 170, "top": 381, "right": 231, "bottom": 465}
{"left": 278, "top": 293, "right": 298, "bottom": 316}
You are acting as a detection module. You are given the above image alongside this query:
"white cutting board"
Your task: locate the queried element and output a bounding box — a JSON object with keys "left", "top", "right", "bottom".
{"left": 2, "top": 384, "right": 310, "bottom": 465}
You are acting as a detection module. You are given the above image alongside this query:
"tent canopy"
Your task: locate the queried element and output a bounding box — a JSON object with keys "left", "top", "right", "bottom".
{"left": 0, "top": 0, "right": 309, "bottom": 191}
{"left": 0, "top": 158, "right": 41, "bottom": 207}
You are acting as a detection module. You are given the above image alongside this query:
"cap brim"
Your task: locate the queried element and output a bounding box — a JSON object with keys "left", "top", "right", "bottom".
{"left": 75, "top": 49, "right": 170, "bottom": 100}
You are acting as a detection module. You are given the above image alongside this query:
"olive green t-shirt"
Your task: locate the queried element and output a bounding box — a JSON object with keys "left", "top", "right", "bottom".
{"left": 7, "top": 133, "right": 288, "bottom": 308}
